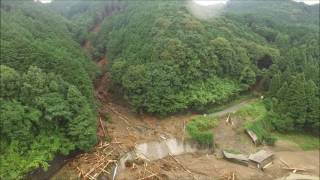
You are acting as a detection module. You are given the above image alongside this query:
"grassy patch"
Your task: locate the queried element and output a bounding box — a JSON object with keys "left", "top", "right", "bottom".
{"left": 186, "top": 116, "right": 218, "bottom": 145}
{"left": 234, "top": 101, "right": 277, "bottom": 145}
{"left": 274, "top": 133, "right": 320, "bottom": 150}
{"left": 234, "top": 101, "right": 267, "bottom": 120}
{"left": 232, "top": 100, "right": 319, "bottom": 148}
{"left": 245, "top": 117, "right": 277, "bottom": 146}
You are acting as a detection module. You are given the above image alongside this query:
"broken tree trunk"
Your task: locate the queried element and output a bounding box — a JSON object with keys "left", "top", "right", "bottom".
{"left": 225, "top": 114, "right": 230, "bottom": 124}
{"left": 279, "top": 158, "right": 290, "bottom": 167}
{"left": 138, "top": 173, "right": 158, "bottom": 180}
{"left": 282, "top": 167, "right": 309, "bottom": 172}
{"left": 246, "top": 130, "right": 259, "bottom": 145}
{"left": 262, "top": 162, "right": 273, "bottom": 170}
{"left": 112, "top": 162, "right": 118, "bottom": 180}
{"left": 99, "top": 117, "right": 106, "bottom": 137}
{"left": 169, "top": 153, "right": 197, "bottom": 180}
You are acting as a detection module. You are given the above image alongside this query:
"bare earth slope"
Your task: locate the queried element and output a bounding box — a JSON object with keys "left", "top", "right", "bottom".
{"left": 52, "top": 11, "right": 319, "bottom": 180}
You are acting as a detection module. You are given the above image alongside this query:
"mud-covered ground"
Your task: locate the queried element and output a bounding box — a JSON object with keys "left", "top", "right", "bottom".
{"left": 52, "top": 97, "right": 319, "bottom": 180}
{"left": 52, "top": 11, "right": 319, "bottom": 180}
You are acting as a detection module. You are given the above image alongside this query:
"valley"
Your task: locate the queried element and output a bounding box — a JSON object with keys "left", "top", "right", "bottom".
{"left": 0, "top": 1, "right": 319, "bottom": 180}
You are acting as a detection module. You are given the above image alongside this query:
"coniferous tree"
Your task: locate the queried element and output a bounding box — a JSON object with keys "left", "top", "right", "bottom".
{"left": 305, "top": 80, "right": 320, "bottom": 133}
{"left": 269, "top": 73, "right": 281, "bottom": 96}
{"left": 286, "top": 74, "right": 307, "bottom": 129}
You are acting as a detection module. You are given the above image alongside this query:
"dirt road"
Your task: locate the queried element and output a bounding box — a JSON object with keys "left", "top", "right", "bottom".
{"left": 52, "top": 5, "right": 319, "bottom": 179}
{"left": 208, "top": 99, "right": 256, "bottom": 117}
{"left": 52, "top": 92, "right": 319, "bottom": 180}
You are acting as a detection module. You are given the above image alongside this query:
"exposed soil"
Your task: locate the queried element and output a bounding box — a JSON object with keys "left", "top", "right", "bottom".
{"left": 213, "top": 116, "right": 257, "bottom": 155}
{"left": 83, "top": 23, "right": 102, "bottom": 55}
{"left": 53, "top": 92, "right": 320, "bottom": 180}
{"left": 52, "top": 5, "right": 319, "bottom": 180}
{"left": 116, "top": 112, "right": 319, "bottom": 180}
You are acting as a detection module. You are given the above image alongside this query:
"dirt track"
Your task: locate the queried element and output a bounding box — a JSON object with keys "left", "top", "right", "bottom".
{"left": 53, "top": 92, "right": 319, "bottom": 180}
{"left": 55, "top": 37, "right": 320, "bottom": 178}
{"left": 52, "top": 7, "right": 319, "bottom": 180}
{"left": 208, "top": 99, "right": 256, "bottom": 118}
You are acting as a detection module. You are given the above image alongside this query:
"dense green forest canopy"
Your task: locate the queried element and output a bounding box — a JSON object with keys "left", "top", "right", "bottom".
{"left": 1, "top": 1, "right": 97, "bottom": 97}
{"left": 49, "top": 0, "right": 122, "bottom": 56}
{"left": 0, "top": 1, "right": 97, "bottom": 179}
{"left": 87, "top": 0, "right": 319, "bottom": 117}
{"left": 49, "top": 0, "right": 111, "bottom": 45}
{"left": 0, "top": 0, "right": 319, "bottom": 179}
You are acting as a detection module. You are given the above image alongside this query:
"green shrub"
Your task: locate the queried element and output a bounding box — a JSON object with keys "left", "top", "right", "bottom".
{"left": 268, "top": 111, "right": 295, "bottom": 132}
{"left": 187, "top": 123, "right": 213, "bottom": 145}
{"left": 245, "top": 113, "right": 277, "bottom": 146}
{"left": 186, "top": 116, "right": 217, "bottom": 146}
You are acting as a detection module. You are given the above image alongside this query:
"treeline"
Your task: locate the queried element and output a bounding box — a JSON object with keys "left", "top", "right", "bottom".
{"left": 49, "top": 0, "right": 108, "bottom": 45}
{"left": 268, "top": 73, "right": 319, "bottom": 134}
{"left": 92, "top": 1, "right": 283, "bottom": 115}
{"left": 0, "top": 1, "right": 319, "bottom": 178}
{"left": 0, "top": 66, "right": 96, "bottom": 179}
{"left": 1, "top": 1, "right": 97, "bottom": 98}
{"left": 49, "top": 0, "right": 123, "bottom": 61}
{"left": 0, "top": 1, "right": 98, "bottom": 179}
{"left": 90, "top": 0, "right": 319, "bottom": 131}
{"left": 227, "top": 0, "right": 319, "bottom": 134}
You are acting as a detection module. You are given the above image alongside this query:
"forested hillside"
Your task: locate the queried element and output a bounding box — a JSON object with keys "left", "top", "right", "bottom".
{"left": 0, "top": 0, "right": 319, "bottom": 179}
{"left": 225, "top": 0, "right": 320, "bottom": 134}
{"left": 49, "top": 0, "right": 122, "bottom": 60}
{"left": 91, "top": 0, "right": 319, "bottom": 127}
{"left": 49, "top": 1, "right": 109, "bottom": 45}
{"left": 0, "top": 1, "right": 97, "bottom": 179}
{"left": 95, "top": 1, "right": 265, "bottom": 115}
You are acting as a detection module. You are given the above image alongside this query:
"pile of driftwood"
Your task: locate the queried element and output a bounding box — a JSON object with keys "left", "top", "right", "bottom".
{"left": 75, "top": 142, "right": 121, "bottom": 180}
{"left": 136, "top": 162, "right": 162, "bottom": 180}
{"left": 122, "top": 155, "right": 164, "bottom": 180}
{"left": 122, "top": 152, "right": 201, "bottom": 180}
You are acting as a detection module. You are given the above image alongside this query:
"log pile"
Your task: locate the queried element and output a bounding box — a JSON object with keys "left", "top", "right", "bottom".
{"left": 122, "top": 158, "right": 167, "bottom": 180}
{"left": 73, "top": 142, "right": 121, "bottom": 180}
{"left": 137, "top": 162, "right": 161, "bottom": 180}
{"left": 121, "top": 154, "right": 196, "bottom": 180}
